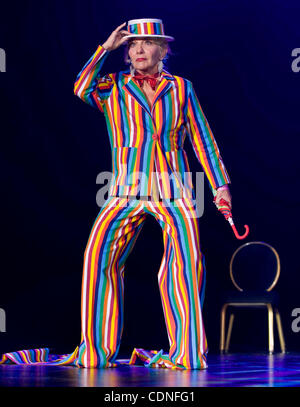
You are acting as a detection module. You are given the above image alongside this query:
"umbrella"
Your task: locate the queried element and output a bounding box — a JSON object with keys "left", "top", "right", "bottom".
{"left": 213, "top": 196, "right": 249, "bottom": 240}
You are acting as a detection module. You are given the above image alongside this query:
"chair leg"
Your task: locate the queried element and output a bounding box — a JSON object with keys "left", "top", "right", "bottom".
{"left": 225, "top": 313, "right": 235, "bottom": 352}
{"left": 220, "top": 304, "right": 228, "bottom": 352}
{"left": 275, "top": 309, "right": 286, "bottom": 353}
{"left": 267, "top": 304, "right": 274, "bottom": 353}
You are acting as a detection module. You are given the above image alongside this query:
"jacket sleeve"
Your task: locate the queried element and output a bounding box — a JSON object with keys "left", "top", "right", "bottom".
{"left": 185, "top": 80, "right": 231, "bottom": 191}
{"left": 73, "top": 45, "right": 115, "bottom": 112}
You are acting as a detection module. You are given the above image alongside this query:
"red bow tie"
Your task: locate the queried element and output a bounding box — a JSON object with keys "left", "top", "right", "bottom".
{"left": 133, "top": 72, "right": 160, "bottom": 90}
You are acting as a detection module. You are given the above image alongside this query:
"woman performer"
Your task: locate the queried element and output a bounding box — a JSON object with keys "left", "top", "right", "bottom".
{"left": 0, "top": 18, "right": 231, "bottom": 370}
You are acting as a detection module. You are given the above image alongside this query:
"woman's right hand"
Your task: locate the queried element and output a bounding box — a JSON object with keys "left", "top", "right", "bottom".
{"left": 102, "top": 22, "right": 131, "bottom": 51}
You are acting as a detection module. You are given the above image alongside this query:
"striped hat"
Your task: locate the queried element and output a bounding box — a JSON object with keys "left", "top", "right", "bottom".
{"left": 123, "top": 18, "right": 174, "bottom": 42}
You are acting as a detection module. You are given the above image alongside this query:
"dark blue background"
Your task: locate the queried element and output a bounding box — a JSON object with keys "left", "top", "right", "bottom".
{"left": 0, "top": 0, "right": 299, "bottom": 357}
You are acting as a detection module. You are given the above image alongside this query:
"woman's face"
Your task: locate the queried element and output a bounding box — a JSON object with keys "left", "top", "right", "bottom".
{"left": 128, "top": 37, "right": 167, "bottom": 75}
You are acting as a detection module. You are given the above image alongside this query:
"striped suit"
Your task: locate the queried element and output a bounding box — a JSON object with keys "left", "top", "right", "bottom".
{"left": 74, "top": 45, "right": 230, "bottom": 199}
{"left": 72, "top": 44, "right": 231, "bottom": 369}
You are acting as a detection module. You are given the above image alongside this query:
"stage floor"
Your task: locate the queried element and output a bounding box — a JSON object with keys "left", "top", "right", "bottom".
{"left": 1, "top": 352, "right": 300, "bottom": 387}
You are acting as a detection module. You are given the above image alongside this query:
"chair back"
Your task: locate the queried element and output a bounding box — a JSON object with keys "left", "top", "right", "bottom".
{"left": 230, "top": 241, "right": 280, "bottom": 292}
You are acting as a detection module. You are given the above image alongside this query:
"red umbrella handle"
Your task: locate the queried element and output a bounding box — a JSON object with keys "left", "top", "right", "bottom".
{"left": 228, "top": 217, "right": 250, "bottom": 239}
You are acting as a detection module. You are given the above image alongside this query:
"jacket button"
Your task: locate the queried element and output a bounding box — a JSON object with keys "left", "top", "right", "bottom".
{"left": 152, "top": 134, "right": 158, "bottom": 140}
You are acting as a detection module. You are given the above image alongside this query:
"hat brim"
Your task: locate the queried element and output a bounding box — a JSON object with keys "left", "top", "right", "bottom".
{"left": 122, "top": 34, "right": 174, "bottom": 42}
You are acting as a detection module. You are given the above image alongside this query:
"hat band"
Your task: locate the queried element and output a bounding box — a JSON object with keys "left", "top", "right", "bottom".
{"left": 129, "top": 21, "right": 164, "bottom": 36}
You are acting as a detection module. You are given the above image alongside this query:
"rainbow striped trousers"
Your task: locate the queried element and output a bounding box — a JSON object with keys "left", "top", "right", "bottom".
{"left": 77, "top": 196, "right": 208, "bottom": 369}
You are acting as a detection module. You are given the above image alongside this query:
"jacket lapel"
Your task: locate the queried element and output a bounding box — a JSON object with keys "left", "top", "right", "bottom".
{"left": 122, "top": 70, "right": 175, "bottom": 116}
{"left": 123, "top": 77, "right": 152, "bottom": 115}
{"left": 151, "top": 73, "right": 174, "bottom": 111}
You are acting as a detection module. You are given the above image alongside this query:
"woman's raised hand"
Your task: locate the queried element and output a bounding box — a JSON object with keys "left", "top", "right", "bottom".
{"left": 102, "top": 22, "right": 131, "bottom": 51}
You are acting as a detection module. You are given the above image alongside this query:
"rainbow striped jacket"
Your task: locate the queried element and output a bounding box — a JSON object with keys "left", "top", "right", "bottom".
{"left": 74, "top": 45, "right": 231, "bottom": 199}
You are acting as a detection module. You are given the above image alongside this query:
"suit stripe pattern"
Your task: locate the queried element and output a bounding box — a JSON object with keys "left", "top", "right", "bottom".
{"left": 0, "top": 197, "right": 207, "bottom": 369}
{"left": 74, "top": 45, "right": 230, "bottom": 199}
{"left": 72, "top": 46, "right": 219, "bottom": 368}
{"left": 75, "top": 196, "right": 208, "bottom": 369}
